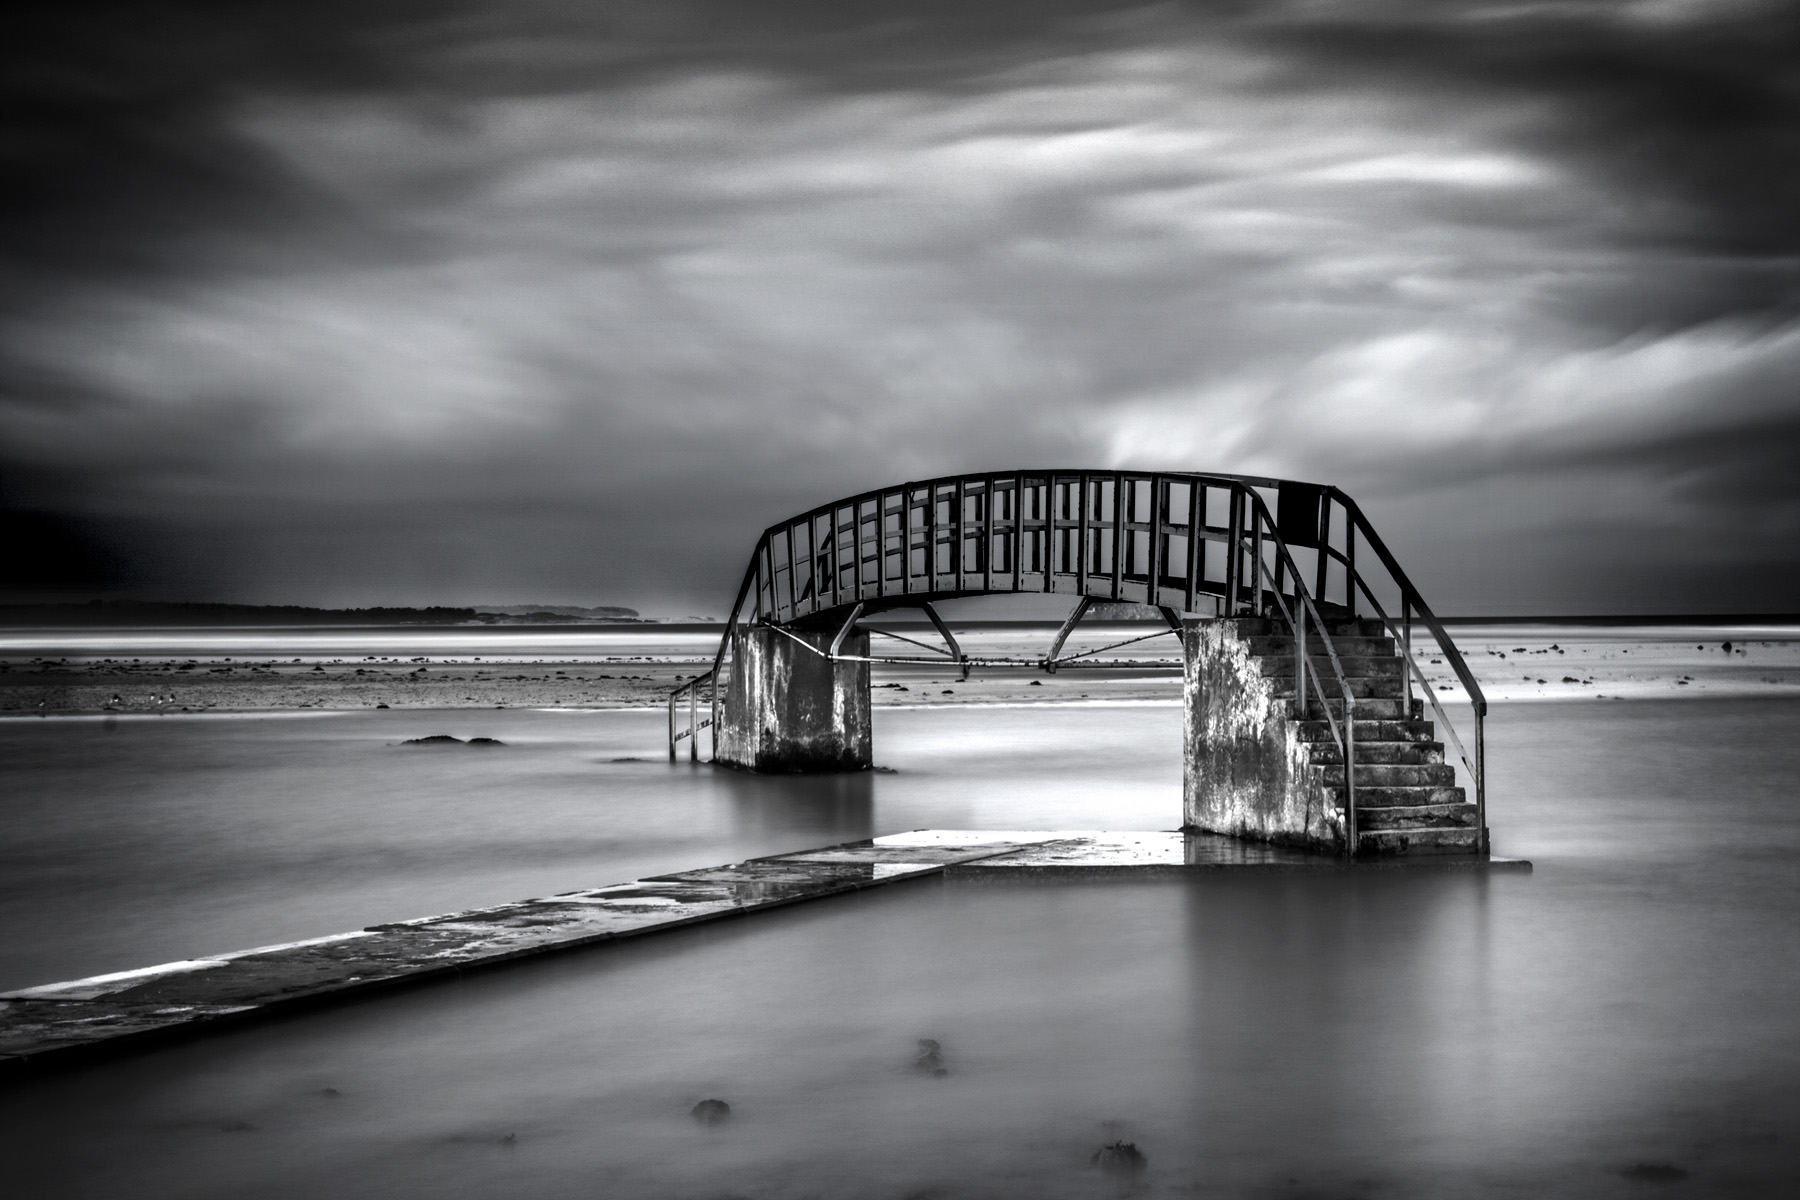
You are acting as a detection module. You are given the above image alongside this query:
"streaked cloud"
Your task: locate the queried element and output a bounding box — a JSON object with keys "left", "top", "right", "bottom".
{"left": 2, "top": 1, "right": 1796, "bottom": 612}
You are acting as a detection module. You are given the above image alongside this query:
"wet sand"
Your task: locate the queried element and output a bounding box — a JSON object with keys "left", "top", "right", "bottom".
{"left": 0, "top": 659, "right": 1182, "bottom": 714}
{"left": 2, "top": 626, "right": 1796, "bottom": 714}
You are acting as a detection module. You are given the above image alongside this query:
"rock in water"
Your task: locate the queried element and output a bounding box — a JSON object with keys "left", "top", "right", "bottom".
{"left": 1091, "top": 1141, "right": 1146, "bottom": 1178}
{"left": 690, "top": 1099, "right": 731, "bottom": 1126}
{"left": 466, "top": 736, "right": 506, "bottom": 746}
{"left": 402, "top": 734, "right": 464, "bottom": 745}
{"left": 915, "top": 1038, "right": 947, "bottom": 1076}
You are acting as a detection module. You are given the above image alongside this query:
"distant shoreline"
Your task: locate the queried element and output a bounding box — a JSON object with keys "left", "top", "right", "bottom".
{"left": 0, "top": 601, "right": 655, "bottom": 628}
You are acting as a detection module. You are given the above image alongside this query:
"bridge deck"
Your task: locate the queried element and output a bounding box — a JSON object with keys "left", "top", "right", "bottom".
{"left": 0, "top": 832, "right": 1527, "bottom": 1076}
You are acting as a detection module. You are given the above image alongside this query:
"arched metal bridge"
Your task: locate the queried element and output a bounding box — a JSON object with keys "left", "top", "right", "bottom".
{"left": 670, "top": 469, "right": 1488, "bottom": 845}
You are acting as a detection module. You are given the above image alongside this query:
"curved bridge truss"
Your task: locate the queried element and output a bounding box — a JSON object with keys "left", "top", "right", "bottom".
{"left": 670, "top": 470, "right": 1488, "bottom": 849}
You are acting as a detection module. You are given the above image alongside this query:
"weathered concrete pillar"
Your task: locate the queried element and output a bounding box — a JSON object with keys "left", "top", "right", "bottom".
{"left": 715, "top": 624, "right": 873, "bottom": 773}
{"left": 1182, "top": 617, "right": 1344, "bottom": 852}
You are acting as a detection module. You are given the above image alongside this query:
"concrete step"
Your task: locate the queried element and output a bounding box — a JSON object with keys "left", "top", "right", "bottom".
{"left": 1267, "top": 677, "right": 1407, "bottom": 702}
{"left": 1321, "top": 617, "right": 1389, "bottom": 638}
{"left": 1254, "top": 655, "right": 1404, "bottom": 680}
{"left": 1326, "top": 784, "right": 1467, "bottom": 808}
{"left": 1353, "top": 827, "right": 1483, "bottom": 857}
{"left": 1354, "top": 803, "right": 1478, "bottom": 830}
{"left": 1295, "top": 697, "right": 1415, "bottom": 720}
{"left": 1246, "top": 635, "right": 1396, "bottom": 658}
{"left": 1307, "top": 740, "right": 1444, "bottom": 765}
{"left": 1295, "top": 718, "right": 1438, "bottom": 743}
{"left": 1230, "top": 616, "right": 1388, "bottom": 639}
{"left": 1318, "top": 763, "right": 1457, "bottom": 787}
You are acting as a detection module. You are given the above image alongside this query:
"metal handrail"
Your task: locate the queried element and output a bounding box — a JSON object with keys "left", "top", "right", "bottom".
{"left": 1326, "top": 490, "right": 1488, "bottom": 852}
{"left": 667, "top": 668, "right": 717, "bottom": 762}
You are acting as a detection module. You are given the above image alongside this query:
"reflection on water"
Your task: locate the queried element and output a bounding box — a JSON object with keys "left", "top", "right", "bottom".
{"left": 2, "top": 698, "right": 1798, "bottom": 1198}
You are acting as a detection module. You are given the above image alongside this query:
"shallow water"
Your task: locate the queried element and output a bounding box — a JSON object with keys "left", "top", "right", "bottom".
{"left": 3, "top": 693, "right": 1799, "bottom": 1197}
{"left": 0, "top": 621, "right": 1189, "bottom": 665}
{"left": 0, "top": 703, "right": 1183, "bottom": 991}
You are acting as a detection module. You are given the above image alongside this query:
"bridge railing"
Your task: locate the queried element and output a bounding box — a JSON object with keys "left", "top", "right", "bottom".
{"left": 739, "top": 470, "right": 1361, "bottom": 624}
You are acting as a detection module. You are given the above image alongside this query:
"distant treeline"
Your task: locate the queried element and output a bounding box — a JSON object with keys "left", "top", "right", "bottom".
{"left": 0, "top": 600, "right": 647, "bottom": 626}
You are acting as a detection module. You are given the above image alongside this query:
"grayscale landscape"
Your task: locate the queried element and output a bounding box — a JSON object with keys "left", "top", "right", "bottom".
{"left": 3, "top": 3, "right": 1798, "bottom": 1198}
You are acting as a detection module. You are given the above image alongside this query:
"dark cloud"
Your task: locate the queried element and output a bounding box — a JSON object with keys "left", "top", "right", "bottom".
{"left": 3, "top": 1, "right": 1797, "bottom": 611}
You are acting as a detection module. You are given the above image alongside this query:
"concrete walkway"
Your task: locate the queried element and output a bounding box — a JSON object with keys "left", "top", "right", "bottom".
{"left": 0, "top": 831, "right": 1527, "bottom": 1075}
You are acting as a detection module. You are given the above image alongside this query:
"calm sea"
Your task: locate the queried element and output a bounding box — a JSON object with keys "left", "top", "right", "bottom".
{"left": 1, "top": 627, "right": 1797, "bottom": 1198}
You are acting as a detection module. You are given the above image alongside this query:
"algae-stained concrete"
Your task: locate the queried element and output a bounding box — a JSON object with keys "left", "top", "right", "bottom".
{"left": 0, "top": 831, "right": 1529, "bottom": 1075}
{"left": 0, "top": 834, "right": 1055, "bottom": 1074}
{"left": 715, "top": 624, "right": 872, "bottom": 773}
{"left": 1182, "top": 617, "right": 1344, "bottom": 852}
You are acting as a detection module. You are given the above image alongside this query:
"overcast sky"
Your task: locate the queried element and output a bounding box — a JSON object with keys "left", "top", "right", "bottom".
{"left": 3, "top": 0, "right": 1796, "bottom": 615}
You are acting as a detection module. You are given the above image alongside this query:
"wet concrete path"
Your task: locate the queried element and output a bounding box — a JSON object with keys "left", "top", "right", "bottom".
{"left": 0, "top": 831, "right": 1526, "bottom": 1075}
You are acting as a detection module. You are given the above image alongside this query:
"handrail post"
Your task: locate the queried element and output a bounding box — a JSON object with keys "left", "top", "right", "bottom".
{"left": 1346, "top": 520, "right": 1357, "bottom": 618}
{"left": 688, "top": 683, "right": 698, "bottom": 763}
{"left": 1476, "top": 707, "right": 1488, "bottom": 855}
{"left": 1296, "top": 607, "right": 1307, "bottom": 722}
{"left": 1250, "top": 500, "right": 1265, "bottom": 616}
{"left": 1401, "top": 591, "right": 1414, "bottom": 714}
{"left": 1345, "top": 695, "right": 1358, "bottom": 856}
{"left": 667, "top": 689, "right": 678, "bottom": 762}
{"left": 1224, "top": 486, "right": 1242, "bottom": 614}
{"left": 1315, "top": 495, "right": 1331, "bottom": 605}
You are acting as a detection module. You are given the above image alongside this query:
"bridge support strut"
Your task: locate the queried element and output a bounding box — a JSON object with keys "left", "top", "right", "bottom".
{"left": 1042, "top": 597, "right": 1093, "bottom": 674}
{"left": 921, "top": 602, "right": 970, "bottom": 681}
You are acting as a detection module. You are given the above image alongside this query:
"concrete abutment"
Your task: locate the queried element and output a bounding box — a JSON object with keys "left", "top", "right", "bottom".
{"left": 1181, "top": 617, "right": 1347, "bottom": 853}
{"left": 714, "top": 625, "right": 872, "bottom": 773}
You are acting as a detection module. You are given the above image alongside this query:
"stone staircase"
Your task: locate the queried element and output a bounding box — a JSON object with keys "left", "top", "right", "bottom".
{"left": 1241, "top": 616, "right": 1484, "bottom": 856}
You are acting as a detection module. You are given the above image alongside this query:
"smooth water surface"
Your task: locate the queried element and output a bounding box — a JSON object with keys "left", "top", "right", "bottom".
{"left": 0, "top": 703, "right": 1183, "bottom": 990}
{"left": 2, "top": 696, "right": 1798, "bottom": 1198}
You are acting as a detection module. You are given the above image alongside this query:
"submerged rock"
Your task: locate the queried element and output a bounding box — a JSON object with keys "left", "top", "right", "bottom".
{"left": 690, "top": 1098, "right": 731, "bottom": 1126}
{"left": 1091, "top": 1140, "right": 1146, "bottom": 1178}
{"left": 403, "top": 735, "right": 464, "bottom": 745}
{"left": 467, "top": 737, "right": 506, "bottom": 746}
{"left": 915, "top": 1038, "right": 947, "bottom": 1076}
